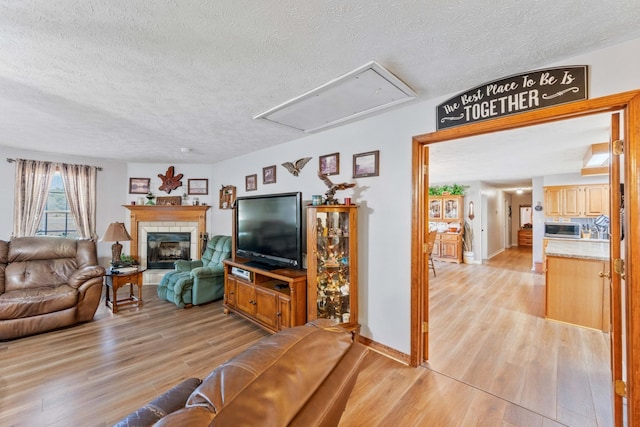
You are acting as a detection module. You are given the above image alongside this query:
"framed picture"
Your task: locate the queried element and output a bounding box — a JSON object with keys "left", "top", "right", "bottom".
{"left": 353, "top": 150, "right": 380, "bottom": 178}
{"left": 129, "top": 178, "right": 150, "bottom": 194}
{"left": 263, "top": 165, "right": 276, "bottom": 184}
{"left": 246, "top": 174, "right": 257, "bottom": 191}
{"left": 319, "top": 152, "right": 339, "bottom": 176}
{"left": 187, "top": 178, "right": 209, "bottom": 195}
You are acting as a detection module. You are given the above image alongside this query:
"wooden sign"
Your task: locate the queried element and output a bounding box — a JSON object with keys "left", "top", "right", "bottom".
{"left": 436, "top": 66, "right": 588, "bottom": 130}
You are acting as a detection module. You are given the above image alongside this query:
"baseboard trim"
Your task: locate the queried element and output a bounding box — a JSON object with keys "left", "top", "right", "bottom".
{"left": 358, "top": 335, "right": 411, "bottom": 365}
{"left": 534, "top": 262, "right": 544, "bottom": 274}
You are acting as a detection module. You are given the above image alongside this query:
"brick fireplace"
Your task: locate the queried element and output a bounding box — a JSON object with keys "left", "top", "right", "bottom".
{"left": 124, "top": 205, "right": 210, "bottom": 284}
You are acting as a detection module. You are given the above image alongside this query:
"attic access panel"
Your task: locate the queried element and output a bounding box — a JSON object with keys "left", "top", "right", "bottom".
{"left": 254, "top": 61, "right": 417, "bottom": 132}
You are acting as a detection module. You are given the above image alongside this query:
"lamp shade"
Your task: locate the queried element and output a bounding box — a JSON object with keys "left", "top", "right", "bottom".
{"left": 101, "top": 222, "right": 132, "bottom": 265}
{"left": 101, "top": 222, "right": 132, "bottom": 242}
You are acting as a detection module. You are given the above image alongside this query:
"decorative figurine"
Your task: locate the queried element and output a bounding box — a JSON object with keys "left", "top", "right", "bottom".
{"left": 318, "top": 171, "right": 356, "bottom": 205}
{"left": 145, "top": 192, "right": 155, "bottom": 205}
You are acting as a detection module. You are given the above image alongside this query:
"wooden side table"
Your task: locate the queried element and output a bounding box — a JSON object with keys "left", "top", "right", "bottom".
{"left": 104, "top": 268, "right": 146, "bottom": 313}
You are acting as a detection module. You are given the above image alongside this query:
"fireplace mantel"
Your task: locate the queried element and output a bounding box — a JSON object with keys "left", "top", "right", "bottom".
{"left": 124, "top": 205, "right": 210, "bottom": 261}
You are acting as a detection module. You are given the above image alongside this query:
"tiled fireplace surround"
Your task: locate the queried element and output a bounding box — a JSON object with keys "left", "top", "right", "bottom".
{"left": 124, "top": 205, "right": 210, "bottom": 285}
{"left": 139, "top": 222, "right": 198, "bottom": 284}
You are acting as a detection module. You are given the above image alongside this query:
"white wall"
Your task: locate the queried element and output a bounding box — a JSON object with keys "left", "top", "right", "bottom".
{"left": 207, "top": 110, "right": 421, "bottom": 343}
{"left": 0, "top": 146, "right": 127, "bottom": 267}
{"left": 207, "top": 37, "right": 640, "bottom": 353}
{"left": 2, "top": 36, "right": 640, "bottom": 355}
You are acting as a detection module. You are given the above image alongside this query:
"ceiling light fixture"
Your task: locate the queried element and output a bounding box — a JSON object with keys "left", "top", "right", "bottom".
{"left": 581, "top": 142, "right": 609, "bottom": 176}
{"left": 516, "top": 188, "right": 524, "bottom": 194}
{"left": 254, "top": 61, "right": 417, "bottom": 132}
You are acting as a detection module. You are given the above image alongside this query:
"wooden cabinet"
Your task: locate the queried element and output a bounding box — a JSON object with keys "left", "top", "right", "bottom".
{"left": 518, "top": 229, "right": 533, "bottom": 246}
{"left": 584, "top": 185, "right": 609, "bottom": 216}
{"left": 223, "top": 259, "right": 307, "bottom": 333}
{"left": 435, "top": 233, "right": 463, "bottom": 263}
{"left": 544, "top": 184, "right": 609, "bottom": 217}
{"left": 429, "top": 195, "right": 464, "bottom": 222}
{"left": 429, "top": 195, "right": 464, "bottom": 264}
{"left": 545, "top": 256, "right": 610, "bottom": 331}
{"left": 218, "top": 185, "right": 236, "bottom": 209}
{"left": 561, "top": 186, "right": 582, "bottom": 216}
{"left": 306, "top": 205, "right": 359, "bottom": 330}
{"left": 544, "top": 187, "right": 563, "bottom": 216}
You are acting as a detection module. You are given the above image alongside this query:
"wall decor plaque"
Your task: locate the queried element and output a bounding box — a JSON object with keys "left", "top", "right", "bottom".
{"left": 436, "top": 66, "right": 588, "bottom": 130}
{"left": 156, "top": 196, "right": 182, "bottom": 206}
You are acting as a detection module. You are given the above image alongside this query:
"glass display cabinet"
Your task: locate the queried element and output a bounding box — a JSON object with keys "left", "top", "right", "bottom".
{"left": 306, "top": 205, "right": 358, "bottom": 330}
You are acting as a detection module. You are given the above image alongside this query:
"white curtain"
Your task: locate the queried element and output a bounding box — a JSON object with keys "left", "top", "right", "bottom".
{"left": 60, "top": 162, "right": 99, "bottom": 239}
{"left": 13, "top": 159, "right": 56, "bottom": 238}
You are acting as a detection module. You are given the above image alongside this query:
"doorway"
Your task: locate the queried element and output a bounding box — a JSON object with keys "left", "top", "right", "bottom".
{"left": 426, "top": 119, "right": 612, "bottom": 423}
{"left": 411, "top": 91, "right": 640, "bottom": 426}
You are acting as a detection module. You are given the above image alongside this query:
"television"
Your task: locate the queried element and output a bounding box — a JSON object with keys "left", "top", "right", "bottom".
{"left": 234, "top": 192, "right": 303, "bottom": 270}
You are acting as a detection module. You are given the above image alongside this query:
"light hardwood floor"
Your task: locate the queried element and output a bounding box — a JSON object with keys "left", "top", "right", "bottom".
{"left": 425, "top": 247, "right": 612, "bottom": 426}
{"left": 339, "top": 246, "right": 612, "bottom": 427}
{"left": 0, "top": 247, "right": 612, "bottom": 426}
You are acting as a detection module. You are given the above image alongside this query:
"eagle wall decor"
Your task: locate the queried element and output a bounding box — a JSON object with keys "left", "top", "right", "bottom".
{"left": 158, "top": 166, "right": 183, "bottom": 193}
{"left": 318, "top": 171, "right": 356, "bottom": 204}
{"left": 282, "top": 157, "right": 312, "bottom": 177}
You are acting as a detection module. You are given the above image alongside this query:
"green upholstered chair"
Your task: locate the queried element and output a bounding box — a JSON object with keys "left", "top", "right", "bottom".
{"left": 157, "top": 235, "right": 232, "bottom": 308}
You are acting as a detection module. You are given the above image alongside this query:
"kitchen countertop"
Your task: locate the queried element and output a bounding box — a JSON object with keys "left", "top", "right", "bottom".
{"left": 545, "top": 239, "right": 610, "bottom": 261}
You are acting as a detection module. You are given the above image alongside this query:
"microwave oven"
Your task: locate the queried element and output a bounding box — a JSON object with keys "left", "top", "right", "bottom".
{"left": 544, "top": 222, "right": 581, "bottom": 239}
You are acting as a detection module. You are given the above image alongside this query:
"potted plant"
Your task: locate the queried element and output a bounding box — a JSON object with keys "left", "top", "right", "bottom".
{"left": 463, "top": 220, "right": 474, "bottom": 264}
{"left": 428, "top": 184, "right": 468, "bottom": 196}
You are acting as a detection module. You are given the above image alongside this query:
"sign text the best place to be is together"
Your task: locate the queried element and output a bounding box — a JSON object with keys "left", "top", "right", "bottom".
{"left": 436, "top": 66, "right": 588, "bottom": 130}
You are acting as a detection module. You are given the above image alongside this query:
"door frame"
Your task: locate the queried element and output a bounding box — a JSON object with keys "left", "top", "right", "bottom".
{"left": 410, "top": 89, "right": 640, "bottom": 424}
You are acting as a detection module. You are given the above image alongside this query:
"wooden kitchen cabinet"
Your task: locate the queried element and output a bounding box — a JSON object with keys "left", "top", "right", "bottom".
{"left": 584, "top": 185, "right": 610, "bottom": 216}
{"left": 561, "top": 186, "right": 582, "bottom": 216}
{"left": 544, "top": 187, "right": 563, "bottom": 216}
{"left": 545, "top": 256, "right": 610, "bottom": 331}
{"left": 223, "top": 259, "right": 307, "bottom": 333}
{"left": 544, "top": 184, "right": 609, "bottom": 217}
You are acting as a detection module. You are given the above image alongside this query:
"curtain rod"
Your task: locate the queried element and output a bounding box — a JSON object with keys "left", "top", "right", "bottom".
{"left": 6, "top": 158, "right": 103, "bottom": 171}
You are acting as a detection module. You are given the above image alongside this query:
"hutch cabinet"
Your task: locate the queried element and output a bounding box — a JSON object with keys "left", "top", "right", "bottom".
{"left": 223, "top": 259, "right": 307, "bottom": 333}
{"left": 306, "top": 205, "right": 359, "bottom": 330}
{"left": 428, "top": 195, "right": 464, "bottom": 263}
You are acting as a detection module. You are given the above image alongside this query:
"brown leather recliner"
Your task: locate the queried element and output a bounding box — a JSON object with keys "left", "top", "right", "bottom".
{"left": 0, "top": 236, "right": 106, "bottom": 340}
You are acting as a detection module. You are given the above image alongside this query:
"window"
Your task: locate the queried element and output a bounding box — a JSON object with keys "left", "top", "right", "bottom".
{"left": 37, "top": 171, "right": 78, "bottom": 238}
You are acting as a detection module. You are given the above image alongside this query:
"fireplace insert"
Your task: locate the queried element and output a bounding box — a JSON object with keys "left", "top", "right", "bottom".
{"left": 147, "top": 232, "right": 191, "bottom": 269}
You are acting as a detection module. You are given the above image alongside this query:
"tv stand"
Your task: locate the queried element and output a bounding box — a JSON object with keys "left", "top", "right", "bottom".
{"left": 223, "top": 258, "right": 307, "bottom": 333}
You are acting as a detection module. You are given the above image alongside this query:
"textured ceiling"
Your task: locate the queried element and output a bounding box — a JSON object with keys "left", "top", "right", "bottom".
{"left": 1, "top": 1, "right": 640, "bottom": 183}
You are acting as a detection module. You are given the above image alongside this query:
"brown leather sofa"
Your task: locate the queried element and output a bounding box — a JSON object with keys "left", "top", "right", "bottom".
{"left": 0, "top": 236, "right": 106, "bottom": 340}
{"left": 114, "top": 320, "right": 368, "bottom": 426}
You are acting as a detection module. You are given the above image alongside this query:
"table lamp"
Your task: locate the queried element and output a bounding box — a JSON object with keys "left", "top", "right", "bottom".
{"left": 101, "top": 222, "right": 132, "bottom": 266}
